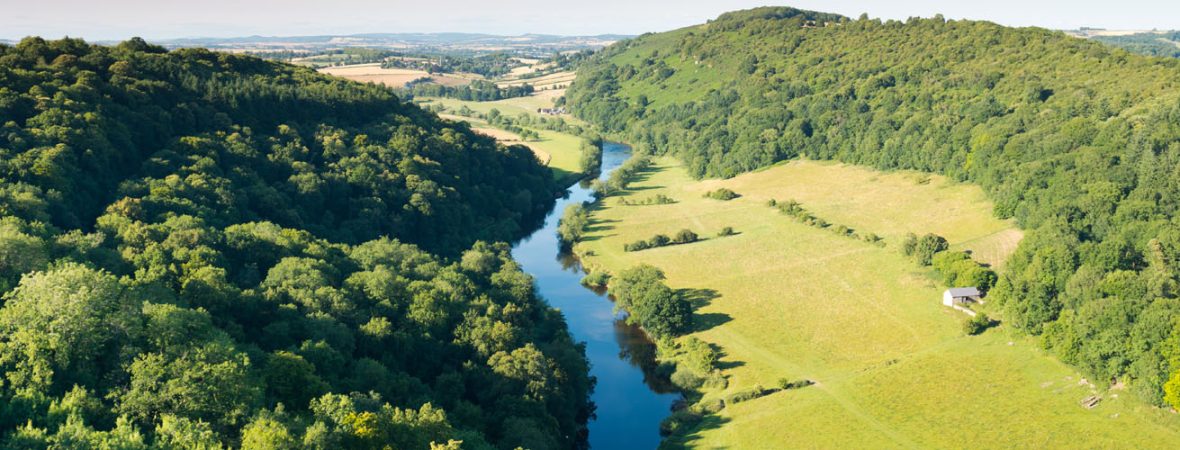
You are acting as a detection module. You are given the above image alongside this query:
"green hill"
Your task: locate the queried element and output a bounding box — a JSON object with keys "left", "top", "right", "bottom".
{"left": 568, "top": 5, "right": 1180, "bottom": 413}
{"left": 0, "top": 37, "right": 589, "bottom": 448}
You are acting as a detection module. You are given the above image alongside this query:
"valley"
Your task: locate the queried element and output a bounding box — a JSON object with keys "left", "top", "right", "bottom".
{"left": 572, "top": 157, "right": 1180, "bottom": 448}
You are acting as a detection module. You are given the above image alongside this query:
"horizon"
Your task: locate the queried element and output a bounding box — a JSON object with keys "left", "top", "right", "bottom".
{"left": 3, "top": 0, "right": 1179, "bottom": 42}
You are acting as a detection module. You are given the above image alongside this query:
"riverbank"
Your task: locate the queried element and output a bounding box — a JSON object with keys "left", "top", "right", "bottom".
{"left": 511, "top": 142, "right": 680, "bottom": 449}
{"left": 570, "top": 156, "right": 1180, "bottom": 448}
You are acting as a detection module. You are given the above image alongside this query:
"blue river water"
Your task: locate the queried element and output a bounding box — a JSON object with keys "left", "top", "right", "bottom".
{"left": 511, "top": 142, "right": 680, "bottom": 449}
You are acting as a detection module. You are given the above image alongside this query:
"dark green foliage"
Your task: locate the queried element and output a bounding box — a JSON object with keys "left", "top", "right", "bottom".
{"left": 903, "top": 234, "right": 949, "bottom": 266}
{"left": 726, "top": 384, "right": 779, "bottom": 404}
{"left": 932, "top": 251, "right": 998, "bottom": 292}
{"left": 618, "top": 193, "right": 675, "bottom": 206}
{"left": 703, "top": 188, "right": 740, "bottom": 201}
{"left": 557, "top": 203, "right": 590, "bottom": 246}
{"left": 593, "top": 155, "right": 651, "bottom": 197}
{"left": 383, "top": 52, "right": 524, "bottom": 78}
{"left": 569, "top": 6, "right": 1180, "bottom": 407}
{"left": 609, "top": 264, "right": 693, "bottom": 339}
{"left": 963, "top": 313, "right": 997, "bottom": 335}
{"left": 404, "top": 79, "right": 534, "bottom": 101}
{"left": 623, "top": 230, "right": 700, "bottom": 252}
{"left": 673, "top": 229, "right": 699, "bottom": 244}
{"left": 0, "top": 38, "right": 589, "bottom": 448}
{"left": 580, "top": 269, "right": 611, "bottom": 288}
{"left": 776, "top": 378, "right": 815, "bottom": 390}
{"left": 717, "top": 226, "right": 736, "bottom": 237}
{"left": 578, "top": 137, "right": 604, "bottom": 175}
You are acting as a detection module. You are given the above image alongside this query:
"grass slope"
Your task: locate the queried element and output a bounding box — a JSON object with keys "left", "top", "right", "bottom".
{"left": 576, "top": 158, "right": 1180, "bottom": 448}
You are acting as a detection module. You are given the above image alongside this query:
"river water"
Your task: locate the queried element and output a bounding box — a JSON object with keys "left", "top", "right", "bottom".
{"left": 511, "top": 142, "right": 680, "bottom": 449}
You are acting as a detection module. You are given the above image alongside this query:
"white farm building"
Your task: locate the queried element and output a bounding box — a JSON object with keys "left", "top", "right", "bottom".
{"left": 943, "top": 287, "right": 983, "bottom": 316}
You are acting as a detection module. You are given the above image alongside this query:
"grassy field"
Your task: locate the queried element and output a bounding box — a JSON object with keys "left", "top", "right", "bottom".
{"left": 576, "top": 157, "right": 1180, "bottom": 448}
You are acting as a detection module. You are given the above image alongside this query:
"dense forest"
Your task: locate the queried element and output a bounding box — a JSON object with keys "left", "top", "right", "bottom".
{"left": 568, "top": 7, "right": 1180, "bottom": 409}
{"left": 0, "top": 37, "right": 592, "bottom": 449}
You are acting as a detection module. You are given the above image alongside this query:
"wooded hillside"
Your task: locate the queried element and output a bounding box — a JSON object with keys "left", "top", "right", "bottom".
{"left": 568, "top": 6, "right": 1180, "bottom": 409}
{"left": 0, "top": 37, "right": 590, "bottom": 449}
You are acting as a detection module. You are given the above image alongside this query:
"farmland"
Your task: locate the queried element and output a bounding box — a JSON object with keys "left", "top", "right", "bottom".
{"left": 574, "top": 157, "right": 1180, "bottom": 448}
{"left": 319, "top": 62, "right": 478, "bottom": 87}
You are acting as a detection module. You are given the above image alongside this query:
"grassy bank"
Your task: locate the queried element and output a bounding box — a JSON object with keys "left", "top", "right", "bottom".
{"left": 573, "top": 157, "right": 1180, "bottom": 448}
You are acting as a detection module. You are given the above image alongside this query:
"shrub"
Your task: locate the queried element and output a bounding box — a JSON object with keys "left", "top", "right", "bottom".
{"left": 660, "top": 410, "right": 703, "bottom": 436}
{"left": 648, "top": 234, "right": 671, "bottom": 247}
{"left": 777, "top": 378, "right": 815, "bottom": 390}
{"left": 580, "top": 270, "right": 611, "bottom": 288}
{"left": 703, "top": 188, "right": 740, "bottom": 200}
{"left": 670, "top": 367, "right": 705, "bottom": 390}
{"left": 717, "top": 226, "right": 736, "bottom": 237}
{"left": 623, "top": 240, "right": 651, "bottom": 252}
{"left": 673, "top": 229, "right": 699, "bottom": 244}
{"left": 963, "top": 313, "right": 996, "bottom": 335}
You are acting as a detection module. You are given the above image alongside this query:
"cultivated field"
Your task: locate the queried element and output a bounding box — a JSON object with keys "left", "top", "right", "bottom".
{"left": 497, "top": 70, "right": 576, "bottom": 90}
{"left": 576, "top": 158, "right": 1180, "bottom": 448}
{"left": 319, "top": 63, "right": 478, "bottom": 87}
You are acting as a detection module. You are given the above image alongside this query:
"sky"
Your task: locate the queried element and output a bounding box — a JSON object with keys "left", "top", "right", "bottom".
{"left": 2, "top": 0, "right": 1179, "bottom": 41}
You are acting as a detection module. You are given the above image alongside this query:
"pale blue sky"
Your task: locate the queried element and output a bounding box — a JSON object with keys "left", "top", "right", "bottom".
{"left": 2, "top": 0, "right": 1178, "bottom": 41}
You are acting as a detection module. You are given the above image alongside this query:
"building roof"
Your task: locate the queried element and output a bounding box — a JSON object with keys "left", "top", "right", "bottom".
{"left": 946, "top": 287, "right": 981, "bottom": 297}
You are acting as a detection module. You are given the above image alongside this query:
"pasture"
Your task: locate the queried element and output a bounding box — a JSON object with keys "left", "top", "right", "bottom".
{"left": 575, "top": 157, "right": 1180, "bottom": 448}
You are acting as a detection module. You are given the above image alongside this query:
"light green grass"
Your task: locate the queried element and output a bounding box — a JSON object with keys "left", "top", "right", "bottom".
{"left": 576, "top": 157, "right": 1180, "bottom": 448}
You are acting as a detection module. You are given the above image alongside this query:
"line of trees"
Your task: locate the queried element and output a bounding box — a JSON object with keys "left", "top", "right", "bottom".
{"left": 403, "top": 79, "right": 534, "bottom": 101}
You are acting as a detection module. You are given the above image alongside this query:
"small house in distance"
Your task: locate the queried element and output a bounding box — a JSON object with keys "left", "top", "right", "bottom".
{"left": 943, "top": 287, "right": 983, "bottom": 316}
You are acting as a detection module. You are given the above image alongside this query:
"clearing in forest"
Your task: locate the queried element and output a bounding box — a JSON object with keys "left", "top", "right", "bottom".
{"left": 576, "top": 157, "right": 1180, "bottom": 449}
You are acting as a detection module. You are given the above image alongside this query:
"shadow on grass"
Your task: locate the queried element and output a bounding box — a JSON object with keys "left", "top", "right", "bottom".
{"left": 663, "top": 413, "right": 733, "bottom": 450}
{"left": 677, "top": 287, "right": 733, "bottom": 334}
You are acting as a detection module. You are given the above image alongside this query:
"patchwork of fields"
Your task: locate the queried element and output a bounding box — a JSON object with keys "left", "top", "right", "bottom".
{"left": 576, "top": 157, "right": 1180, "bottom": 448}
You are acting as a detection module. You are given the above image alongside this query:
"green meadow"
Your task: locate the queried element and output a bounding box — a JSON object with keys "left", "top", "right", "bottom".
{"left": 576, "top": 157, "right": 1180, "bottom": 448}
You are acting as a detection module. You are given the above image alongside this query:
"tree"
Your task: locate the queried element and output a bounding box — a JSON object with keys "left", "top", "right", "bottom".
{"left": 673, "top": 229, "right": 699, "bottom": 244}
{"left": 0, "top": 263, "right": 140, "bottom": 395}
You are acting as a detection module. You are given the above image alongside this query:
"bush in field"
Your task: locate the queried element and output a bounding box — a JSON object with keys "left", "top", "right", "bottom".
{"left": 904, "top": 233, "right": 948, "bottom": 265}
{"left": 963, "top": 313, "right": 996, "bottom": 335}
{"left": 673, "top": 229, "right": 699, "bottom": 244}
{"left": 718, "top": 226, "right": 736, "bottom": 237}
{"left": 703, "top": 188, "right": 740, "bottom": 200}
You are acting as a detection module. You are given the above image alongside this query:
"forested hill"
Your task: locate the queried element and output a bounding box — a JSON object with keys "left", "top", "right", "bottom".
{"left": 569, "top": 7, "right": 1180, "bottom": 409}
{"left": 0, "top": 37, "right": 590, "bottom": 449}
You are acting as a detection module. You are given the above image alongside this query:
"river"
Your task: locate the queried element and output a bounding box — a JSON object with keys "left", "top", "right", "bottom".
{"left": 511, "top": 142, "right": 680, "bottom": 449}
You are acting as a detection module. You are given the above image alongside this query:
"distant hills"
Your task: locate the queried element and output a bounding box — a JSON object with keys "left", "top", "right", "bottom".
{"left": 1067, "top": 29, "right": 1180, "bottom": 57}
{"left": 140, "top": 32, "right": 630, "bottom": 57}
